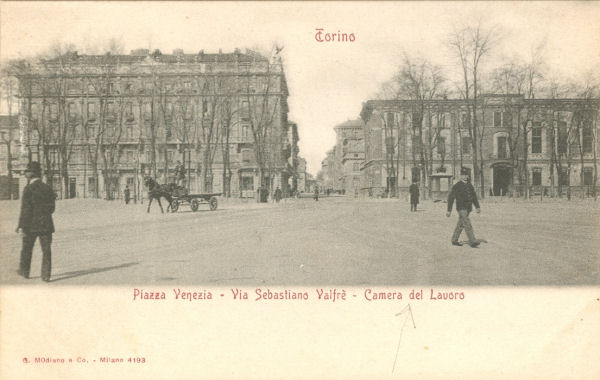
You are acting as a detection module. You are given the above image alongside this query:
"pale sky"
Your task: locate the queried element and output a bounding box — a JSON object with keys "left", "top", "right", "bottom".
{"left": 1, "top": 1, "right": 599, "bottom": 174}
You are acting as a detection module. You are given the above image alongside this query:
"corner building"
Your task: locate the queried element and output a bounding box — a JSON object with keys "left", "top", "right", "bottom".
{"left": 13, "top": 49, "right": 295, "bottom": 200}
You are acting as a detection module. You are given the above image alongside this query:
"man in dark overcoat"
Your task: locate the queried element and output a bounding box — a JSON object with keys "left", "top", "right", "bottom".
{"left": 16, "top": 161, "right": 56, "bottom": 281}
{"left": 409, "top": 180, "right": 420, "bottom": 212}
{"left": 446, "top": 168, "right": 481, "bottom": 247}
{"left": 124, "top": 185, "right": 131, "bottom": 204}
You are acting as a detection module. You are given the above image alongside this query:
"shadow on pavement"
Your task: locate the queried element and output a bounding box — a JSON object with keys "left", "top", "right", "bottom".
{"left": 48, "top": 262, "right": 139, "bottom": 283}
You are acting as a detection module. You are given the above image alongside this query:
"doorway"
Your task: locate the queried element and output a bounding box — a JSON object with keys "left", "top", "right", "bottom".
{"left": 493, "top": 166, "right": 510, "bottom": 196}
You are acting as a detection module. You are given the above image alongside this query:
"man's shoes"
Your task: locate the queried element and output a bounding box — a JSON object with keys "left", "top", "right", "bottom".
{"left": 16, "top": 269, "right": 29, "bottom": 279}
{"left": 451, "top": 241, "right": 463, "bottom": 246}
{"left": 42, "top": 277, "right": 51, "bottom": 282}
{"left": 469, "top": 241, "right": 480, "bottom": 248}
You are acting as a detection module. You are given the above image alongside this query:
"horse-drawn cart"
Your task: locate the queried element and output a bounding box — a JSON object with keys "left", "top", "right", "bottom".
{"left": 169, "top": 193, "right": 220, "bottom": 212}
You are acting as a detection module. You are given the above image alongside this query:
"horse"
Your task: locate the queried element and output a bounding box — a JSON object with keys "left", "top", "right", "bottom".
{"left": 144, "top": 176, "right": 174, "bottom": 213}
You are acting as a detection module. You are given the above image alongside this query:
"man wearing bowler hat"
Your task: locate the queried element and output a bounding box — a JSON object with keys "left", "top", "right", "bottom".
{"left": 16, "top": 161, "right": 56, "bottom": 282}
{"left": 446, "top": 167, "right": 481, "bottom": 248}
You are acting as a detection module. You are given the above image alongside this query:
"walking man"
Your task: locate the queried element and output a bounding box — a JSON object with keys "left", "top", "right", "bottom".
{"left": 274, "top": 187, "right": 282, "bottom": 203}
{"left": 124, "top": 185, "right": 131, "bottom": 205}
{"left": 16, "top": 161, "right": 56, "bottom": 281}
{"left": 409, "top": 180, "right": 419, "bottom": 212}
{"left": 446, "top": 168, "right": 481, "bottom": 247}
{"left": 314, "top": 186, "right": 319, "bottom": 201}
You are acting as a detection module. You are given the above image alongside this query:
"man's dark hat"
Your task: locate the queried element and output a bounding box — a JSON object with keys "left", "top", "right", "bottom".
{"left": 25, "top": 161, "right": 41, "bottom": 175}
{"left": 460, "top": 167, "right": 470, "bottom": 176}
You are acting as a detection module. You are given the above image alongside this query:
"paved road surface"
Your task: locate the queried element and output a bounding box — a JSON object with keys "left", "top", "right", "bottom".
{"left": 1, "top": 197, "right": 598, "bottom": 285}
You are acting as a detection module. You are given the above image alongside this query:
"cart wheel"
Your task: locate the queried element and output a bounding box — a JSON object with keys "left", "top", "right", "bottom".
{"left": 190, "top": 198, "right": 199, "bottom": 212}
{"left": 170, "top": 200, "right": 179, "bottom": 212}
{"left": 209, "top": 196, "right": 218, "bottom": 211}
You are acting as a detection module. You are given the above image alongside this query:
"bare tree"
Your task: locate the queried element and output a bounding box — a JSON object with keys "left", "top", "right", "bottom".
{"left": 450, "top": 22, "right": 498, "bottom": 198}
{"left": 0, "top": 73, "right": 19, "bottom": 199}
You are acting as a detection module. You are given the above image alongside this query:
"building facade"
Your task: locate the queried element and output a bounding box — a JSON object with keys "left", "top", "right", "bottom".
{"left": 10, "top": 48, "right": 296, "bottom": 200}
{"left": 333, "top": 119, "right": 364, "bottom": 196}
{"left": 360, "top": 95, "right": 599, "bottom": 198}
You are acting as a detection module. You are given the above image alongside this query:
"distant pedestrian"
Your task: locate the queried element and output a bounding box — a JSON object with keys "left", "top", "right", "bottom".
{"left": 124, "top": 185, "right": 131, "bottom": 204}
{"left": 446, "top": 168, "right": 481, "bottom": 247}
{"left": 409, "top": 180, "right": 419, "bottom": 212}
{"left": 314, "top": 186, "right": 319, "bottom": 201}
{"left": 174, "top": 160, "right": 185, "bottom": 187}
{"left": 15, "top": 161, "right": 55, "bottom": 282}
{"left": 274, "top": 187, "right": 282, "bottom": 203}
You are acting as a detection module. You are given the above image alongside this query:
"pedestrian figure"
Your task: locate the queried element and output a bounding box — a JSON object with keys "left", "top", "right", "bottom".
{"left": 274, "top": 187, "right": 282, "bottom": 203}
{"left": 16, "top": 161, "right": 55, "bottom": 282}
{"left": 124, "top": 185, "right": 131, "bottom": 205}
{"left": 409, "top": 180, "right": 419, "bottom": 212}
{"left": 174, "top": 160, "right": 185, "bottom": 187}
{"left": 314, "top": 186, "right": 319, "bottom": 201}
{"left": 446, "top": 168, "right": 481, "bottom": 247}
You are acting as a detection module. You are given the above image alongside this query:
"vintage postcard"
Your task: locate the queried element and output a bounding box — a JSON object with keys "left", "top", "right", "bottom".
{"left": 1, "top": 1, "right": 599, "bottom": 379}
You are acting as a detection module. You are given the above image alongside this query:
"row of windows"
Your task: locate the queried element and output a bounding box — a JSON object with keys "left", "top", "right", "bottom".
{"left": 531, "top": 167, "right": 594, "bottom": 186}
{"left": 384, "top": 111, "right": 590, "bottom": 130}
{"left": 31, "top": 75, "right": 278, "bottom": 95}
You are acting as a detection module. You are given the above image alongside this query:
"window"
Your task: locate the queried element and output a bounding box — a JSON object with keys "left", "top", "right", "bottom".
{"left": 532, "top": 168, "right": 542, "bottom": 186}
{"left": 583, "top": 128, "right": 593, "bottom": 153}
{"left": 202, "top": 100, "right": 209, "bottom": 117}
{"left": 462, "top": 136, "right": 472, "bottom": 154}
{"left": 241, "top": 176, "right": 254, "bottom": 190}
{"left": 242, "top": 150, "right": 252, "bottom": 163}
{"left": 108, "top": 83, "right": 114, "bottom": 93}
{"left": 532, "top": 126, "right": 542, "bottom": 154}
{"left": 385, "top": 137, "right": 395, "bottom": 154}
{"left": 127, "top": 150, "right": 134, "bottom": 162}
{"left": 241, "top": 101, "right": 250, "bottom": 120}
{"left": 88, "top": 177, "right": 96, "bottom": 194}
{"left": 241, "top": 124, "right": 249, "bottom": 139}
{"left": 49, "top": 103, "right": 58, "bottom": 121}
{"left": 494, "top": 111, "right": 502, "bottom": 127}
{"left": 87, "top": 84, "right": 95, "bottom": 94}
{"left": 583, "top": 168, "right": 593, "bottom": 185}
{"left": 559, "top": 168, "right": 569, "bottom": 186}
{"left": 412, "top": 135, "right": 421, "bottom": 154}
{"left": 126, "top": 102, "right": 134, "bottom": 121}
{"left": 353, "top": 163, "right": 360, "bottom": 171}
{"left": 146, "top": 151, "right": 152, "bottom": 163}
{"left": 124, "top": 83, "right": 132, "bottom": 93}
{"left": 107, "top": 102, "right": 116, "bottom": 120}
{"left": 437, "top": 136, "right": 446, "bottom": 155}
{"left": 68, "top": 103, "right": 77, "bottom": 120}
{"left": 184, "top": 81, "right": 192, "bottom": 90}
{"left": 87, "top": 102, "right": 96, "bottom": 120}
{"left": 503, "top": 112, "right": 512, "bottom": 127}
{"left": 461, "top": 112, "right": 470, "bottom": 128}
{"left": 497, "top": 136, "right": 507, "bottom": 159}
{"left": 168, "top": 150, "right": 174, "bottom": 162}
{"left": 412, "top": 113, "right": 421, "bottom": 129}
{"left": 558, "top": 122, "right": 568, "bottom": 154}
{"left": 144, "top": 103, "right": 152, "bottom": 120}
{"left": 386, "top": 112, "right": 395, "bottom": 126}
{"left": 126, "top": 124, "right": 133, "bottom": 139}
{"left": 88, "top": 125, "right": 95, "bottom": 138}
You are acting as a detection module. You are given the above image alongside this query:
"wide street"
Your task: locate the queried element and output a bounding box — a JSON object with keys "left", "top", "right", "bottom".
{"left": 1, "top": 196, "right": 598, "bottom": 286}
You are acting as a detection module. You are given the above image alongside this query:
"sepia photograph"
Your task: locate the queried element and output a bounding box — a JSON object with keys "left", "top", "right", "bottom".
{"left": 1, "top": 1, "right": 598, "bottom": 379}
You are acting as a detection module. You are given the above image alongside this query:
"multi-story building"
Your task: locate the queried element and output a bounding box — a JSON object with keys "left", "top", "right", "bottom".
{"left": 360, "top": 94, "right": 599, "bottom": 197}
{"left": 10, "top": 48, "right": 296, "bottom": 200}
{"left": 333, "top": 119, "right": 364, "bottom": 196}
{"left": 296, "top": 157, "right": 308, "bottom": 192}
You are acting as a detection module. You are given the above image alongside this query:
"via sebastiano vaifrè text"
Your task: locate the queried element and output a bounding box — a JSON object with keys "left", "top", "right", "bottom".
{"left": 132, "top": 288, "right": 465, "bottom": 302}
